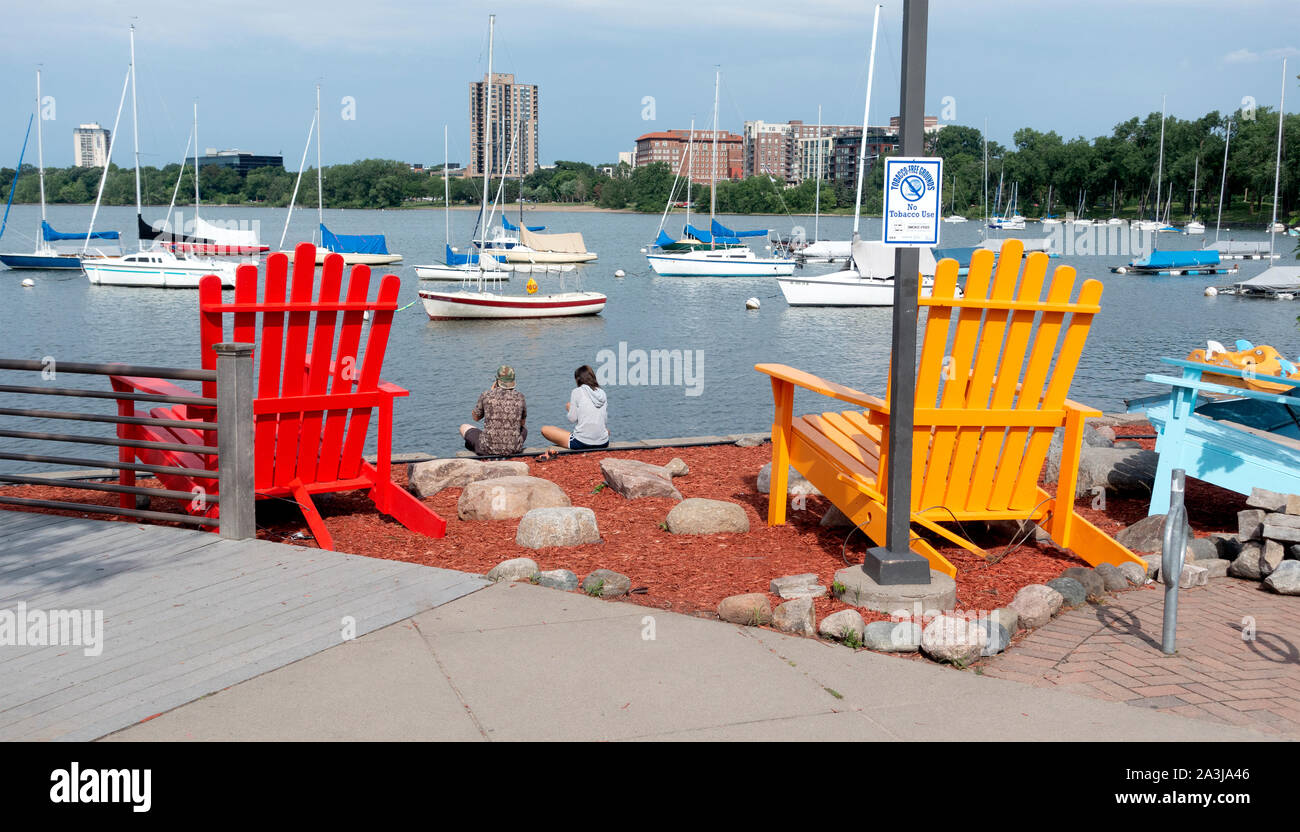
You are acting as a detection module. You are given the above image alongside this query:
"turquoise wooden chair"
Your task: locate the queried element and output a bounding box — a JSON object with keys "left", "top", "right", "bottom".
{"left": 1133, "top": 357, "right": 1300, "bottom": 515}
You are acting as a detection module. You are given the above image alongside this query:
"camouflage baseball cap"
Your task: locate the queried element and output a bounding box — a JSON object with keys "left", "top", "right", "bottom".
{"left": 495, "top": 365, "right": 516, "bottom": 389}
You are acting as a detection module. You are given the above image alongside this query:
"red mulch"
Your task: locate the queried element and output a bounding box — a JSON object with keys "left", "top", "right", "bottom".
{"left": 0, "top": 423, "right": 1250, "bottom": 629}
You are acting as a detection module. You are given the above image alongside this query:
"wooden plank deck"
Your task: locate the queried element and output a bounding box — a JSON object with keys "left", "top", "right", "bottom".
{"left": 0, "top": 510, "right": 486, "bottom": 741}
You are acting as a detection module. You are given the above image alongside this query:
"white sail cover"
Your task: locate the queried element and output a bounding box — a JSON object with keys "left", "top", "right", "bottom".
{"left": 978, "top": 237, "right": 1053, "bottom": 254}
{"left": 521, "top": 228, "right": 588, "bottom": 254}
{"left": 851, "top": 240, "right": 937, "bottom": 279}
{"left": 1233, "top": 266, "right": 1300, "bottom": 292}
{"left": 193, "top": 216, "right": 262, "bottom": 247}
{"left": 800, "top": 240, "right": 852, "bottom": 259}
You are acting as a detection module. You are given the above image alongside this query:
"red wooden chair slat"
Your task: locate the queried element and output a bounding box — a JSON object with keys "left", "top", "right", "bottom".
{"left": 108, "top": 242, "right": 446, "bottom": 549}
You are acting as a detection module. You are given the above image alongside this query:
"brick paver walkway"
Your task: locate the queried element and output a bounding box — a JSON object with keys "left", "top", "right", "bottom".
{"left": 981, "top": 577, "right": 1300, "bottom": 739}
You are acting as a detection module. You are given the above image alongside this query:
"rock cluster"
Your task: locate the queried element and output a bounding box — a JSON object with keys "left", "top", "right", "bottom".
{"left": 1226, "top": 489, "right": 1300, "bottom": 589}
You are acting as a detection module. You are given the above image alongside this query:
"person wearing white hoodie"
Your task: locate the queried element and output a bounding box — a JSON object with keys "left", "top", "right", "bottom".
{"left": 539, "top": 365, "right": 608, "bottom": 459}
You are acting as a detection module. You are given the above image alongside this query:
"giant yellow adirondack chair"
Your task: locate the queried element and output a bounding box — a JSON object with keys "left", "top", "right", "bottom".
{"left": 757, "top": 239, "right": 1143, "bottom": 577}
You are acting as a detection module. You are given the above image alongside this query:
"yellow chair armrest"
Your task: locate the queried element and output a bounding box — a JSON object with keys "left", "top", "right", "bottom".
{"left": 755, "top": 363, "right": 889, "bottom": 412}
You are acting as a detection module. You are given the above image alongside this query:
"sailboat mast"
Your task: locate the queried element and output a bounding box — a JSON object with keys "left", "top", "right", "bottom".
{"left": 193, "top": 100, "right": 200, "bottom": 221}
{"left": 35, "top": 70, "right": 46, "bottom": 229}
{"left": 852, "top": 3, "right": 882, "bottom": 240}
{"left": 982, "top": 118, "right": 988, "bottom": 231}
{"left": 1268, "top": 58, "right": 1286, "bottom": 259}
{"left": 1154, "top": 96, "right": 1165, "bottom": 223}
{"left": 130, "top": 25, "right": 142, "bottom": 242}
{"left": 686, "top": 118, "right": 694, "bottom": 229}
{"left": 1215, "top": 116, "right": 1232, "bottom": 243}
{"left": 814, "top": 105, "right": 822, "bottom": 242}
{"left": 444, "top": 124, "right": 450, "bottom": 248}
{"left": 316, "top": 83, "right": 323, "bottom": 244}
{"left": 1190, "top": 156, "right": 1198, "bottom": 218}
{"left": 480, "top": 14, "right": 494, "bottom": 251}
{"left": 709, "top": 68, "right": 719, "bottom": 233}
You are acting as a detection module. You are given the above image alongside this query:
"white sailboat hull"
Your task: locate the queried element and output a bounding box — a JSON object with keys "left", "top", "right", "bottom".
{"left": 312, "top": 249, "right": 402, "bottom": 266}
{"left": 419, "top": 289, "right": 606, "bottom": 319}
{"left": 647, "top": 249, "right": 795, "bottom": 276}
{"left": 777, "top": 270, "right": 938, "bottom": 307}
{"left": 414, "top": 263, "right": 511, "bottom": 281}
{"left": 84, "top": 259, "right": 237, "bottom": 288}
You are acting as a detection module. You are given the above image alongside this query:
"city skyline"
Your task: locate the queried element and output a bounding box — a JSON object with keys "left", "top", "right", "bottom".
{"left": 0, "top": 0, "right": 1295, "bottom": 170}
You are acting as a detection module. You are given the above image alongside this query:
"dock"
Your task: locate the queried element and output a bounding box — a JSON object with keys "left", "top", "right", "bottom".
{"left": 0, "top": 510, "right": 486, "bottom": 741}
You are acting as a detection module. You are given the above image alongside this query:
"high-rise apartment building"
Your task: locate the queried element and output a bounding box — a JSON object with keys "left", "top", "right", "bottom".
{"left": 742, "top": 120, "right": 863, "bottom": 183}
{"left": 469, "top": 73, "right": 539, "bottom": 178}
{"left": 73, "top": 123, "right": 111, "bottom": 168}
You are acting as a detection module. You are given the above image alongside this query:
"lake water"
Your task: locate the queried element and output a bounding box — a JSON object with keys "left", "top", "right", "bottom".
{"left": 1, "top": 203, "right": 1296, "bottom": 466}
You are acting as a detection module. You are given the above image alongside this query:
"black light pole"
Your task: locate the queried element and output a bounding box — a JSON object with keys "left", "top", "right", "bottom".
{"left": 863, "top": 0, "right": 932, "bottom": 586}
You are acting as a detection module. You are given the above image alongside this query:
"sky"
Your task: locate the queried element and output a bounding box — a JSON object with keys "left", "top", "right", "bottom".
{"left": 2, "top": 0, "right": 1296, "bottom": 169}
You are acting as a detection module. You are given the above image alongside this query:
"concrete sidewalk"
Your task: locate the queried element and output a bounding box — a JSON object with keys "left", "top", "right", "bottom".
{"left": 106, "top": 582, "right": 1277, "bottom": 742}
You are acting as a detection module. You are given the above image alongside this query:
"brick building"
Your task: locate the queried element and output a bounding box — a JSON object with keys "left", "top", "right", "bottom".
{"left": 634, "top": 130, "right": 743, "bottom": 184}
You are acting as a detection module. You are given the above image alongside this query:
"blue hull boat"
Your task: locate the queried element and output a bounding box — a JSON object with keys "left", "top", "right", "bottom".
{"left": 0, "top": 252, "right": 83, "bottom": 270}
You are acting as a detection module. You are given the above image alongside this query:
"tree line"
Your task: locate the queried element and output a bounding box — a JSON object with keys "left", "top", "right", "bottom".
{"left": 1, "top": 104, "right": 1295, "bottom": 223}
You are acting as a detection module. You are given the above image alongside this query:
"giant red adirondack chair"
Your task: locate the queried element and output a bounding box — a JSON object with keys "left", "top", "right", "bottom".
{"left": 109, "top": 243, "right": 446, "bottom": 549}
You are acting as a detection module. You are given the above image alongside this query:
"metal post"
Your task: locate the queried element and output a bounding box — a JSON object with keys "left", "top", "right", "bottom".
{"left": 1160, "top": 468, "right": 1188, "bottom": 655}
{"left": 215, "top": 342, "right": 255, "bottom": 540}
{"left": 863, "top": 0, "right": 932, "bottom": 586}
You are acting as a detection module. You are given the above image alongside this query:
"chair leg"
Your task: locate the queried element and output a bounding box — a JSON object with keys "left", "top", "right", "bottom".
{"left": 288, "top": 477, "right": 334, "bottom": 551}
{"left": 360, "top": 462, "right": 447, "bottom": 539}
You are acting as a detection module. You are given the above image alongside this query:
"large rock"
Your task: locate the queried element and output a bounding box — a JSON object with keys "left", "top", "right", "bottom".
{"left": 1047, "top": 577, "right": 1087, "bottom": 608}
{"left": 1238, "top": 509, "right": 1267, "bottom": 540}
{"left": 756, "top": 462, "right": 821, "bottom": 497}
{"left": 1094, "top": 563, "right": 1129, "bottom": 592}
{"left": 1262, "top": 523, "right": 1300, "bottom": 544}
{"left": 1246, "top": 487, "right": 1289, "bottom": 512}
{"left": 515, "top": 506, "right": 601, "bottom": 548}
{"left": 599, "top": 458, "right": 682, "bottom": 500}
{"left": 661, "top": 458, "right": 689, "bottom": 477}
{"left": 1228, "top": 542, "right": 1265, "bottom": 580}
{"left": 1116, "top": 513, "right": 1193, "bottom": 554}
{"left": 990, "top": 607, "right": 1020, "bottom": 634}
{"left": 458, "top": 475, "right": 570, "bottom": 521}
{"left": 864, "top": 620, "right": 921, "bottom": 652}
{"left": 1060, "top": 567, "right": 1106, "bottom": 600}
{"left": 407, "top": 457, "right": 529, "bottom": 498}
{"left": 920, "top": 615, "right": 987, "bottom": 665}
{"left": 1177, "top": 563, "right": 1209, "bottom": 588}
{"left": 771, "top": 597, "right": 815, "bottom": 636}
{"left": 1261, "top": 539, "right": 1286, "bottom": 577}
{"left": 1009, "top": 584, "right": 1064, "bottom": 628}
{"left": 1188, "top": 537, "right": 1219, "bottom": 563}
{"left": 535, "top": 569, "right": 579, "bottom": 591}
{"left": 1056, "top": 447, "right": 1159, "bottom": 498}
{"left": 820, "top": 505, "right": 854, "bottom": 528}
{"left": 980, "top": 620, "right": 1011, "bottom": 656}
{"left": 1199, "top": 558, "right": 1230, "bottom": 579}
{"left": 1264, "top": 561, "right": 1300, "bottom": 594}
{"left": 1207, "top": 533, "right": 1243, "bottom": 559}
{"left": 581, "top": 568, "right": 631, "bottom": 597}
{"left": 1118, "top": 561, "right": 1148, "bottom": 586}
{"left": 665, "top": 498, "right": 749, "bottom": 535}
{"left": 818, "top": 609, "right": 865, "bottom": 642}
{"left": 717, "top": 593, "right": 771, "bottom": 626}
{"left": 486, "top": 557, "right": 539, "bottom": 582}
{"left": 769, "top": 573, "right": 826, "bottom": 599}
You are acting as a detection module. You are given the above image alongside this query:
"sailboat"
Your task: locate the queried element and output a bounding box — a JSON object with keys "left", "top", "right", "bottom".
{"left": 943, "top": 174, "right": 967, "bottom": 222}
{"left": 645, "top": 69, "right": 794, "bottom": 277}
{"left": 1072, "top": 189, "right": 1092, "bottom": 226}
{"left": 0, "top": 71, "right": 123, "bottom": 270}
{"left": 1183, "top": 156, "right": 1205, "bottom": 233}
{"left": 1107, "top": 181, "right": 1123, "bottom": 224}
{"left": 82, "top": 28, "right": 236, "bottom": 288}
{"left": 418, "top": 15, "right": 604, "bottom": 319}
{"left": 1040, "top": 185, "right": 1060, "bottom": 225}
{"left": 413, "top": 125, "right": 509, "bottom": 281}
{"left": 777, "top": 4, "right": 946, "bottom": 307}
{"left": 1136, "top": 98, "right": 1172, "bottom": 233}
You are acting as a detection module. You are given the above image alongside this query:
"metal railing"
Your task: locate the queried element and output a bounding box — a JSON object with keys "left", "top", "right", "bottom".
{"left": 0, "top": 344, "right": 255, "bottom": 539}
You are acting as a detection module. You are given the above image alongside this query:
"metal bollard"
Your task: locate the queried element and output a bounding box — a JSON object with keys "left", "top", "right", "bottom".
{"left": 1160, "top": 469, "right": 1188, "bottom": 655}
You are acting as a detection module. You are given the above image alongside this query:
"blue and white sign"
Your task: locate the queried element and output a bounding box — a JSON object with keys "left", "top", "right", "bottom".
{"left": 883, "top": 157, "right": 943, "bottom": 246}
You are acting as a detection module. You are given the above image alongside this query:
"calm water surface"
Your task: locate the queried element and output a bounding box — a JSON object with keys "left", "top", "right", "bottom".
{"left": 1, "top": 203, "right": 1296, "bottom": 466}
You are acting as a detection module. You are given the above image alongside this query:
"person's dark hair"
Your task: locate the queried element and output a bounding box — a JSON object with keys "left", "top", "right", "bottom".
{"left": 574, "top": 365, "right": 599, "bottom": 390}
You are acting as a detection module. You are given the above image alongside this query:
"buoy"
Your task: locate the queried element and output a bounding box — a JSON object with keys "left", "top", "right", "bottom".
{"left": 1204, "top": 286, "right": 1218, "bottom": 297}
{"left": 21, "top": 278, "right": 35, "bottom": 288}
{"left": 525, "top": 277, "right": 539, "bottom": 295}
{"left": 1170, "top": 269, "right": 1183, "bottom": 276}
{"left": 614, "top": 269, "right": 625, "bottom": 278}
{"left": 639, "top": 247, "right": 647, "bottom": 254}
{"left": 1116, "top": 267, "right": 1127, "bottom": 275}
{"left": 745, "top": 297, "right": 761, "bottom": 310}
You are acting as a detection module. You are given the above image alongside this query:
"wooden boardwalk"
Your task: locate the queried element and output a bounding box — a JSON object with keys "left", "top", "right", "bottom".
{"left": 0, "top": 510, "right": 486, "bottom": 741}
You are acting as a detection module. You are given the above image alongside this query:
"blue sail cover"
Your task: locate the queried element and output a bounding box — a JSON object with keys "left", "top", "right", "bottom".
{"left": 445, "top": 244, "right": 501, "bottom": 266}
{"left": 711, "top": 219, "right": 767, "bottom": 238}
{"left": 41, "top": 221, "right": 119, "bottom": 242}
{"left": 320, "top": 224, "right": 389, "bottom": 255}
{"left": 502, "top": 216, "right": 545, "bottom": 232}
{"left": 685, "top": 223, "right": 713, "bottom": 243}
{"left": 1131, "top": 249, "right": 1220, "bottom": 269}
{"left": 686, "top": 223, "right": 741, "bottom": 246}
{"left": 654, "top": 230, "right": 677, "bottom": 248}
